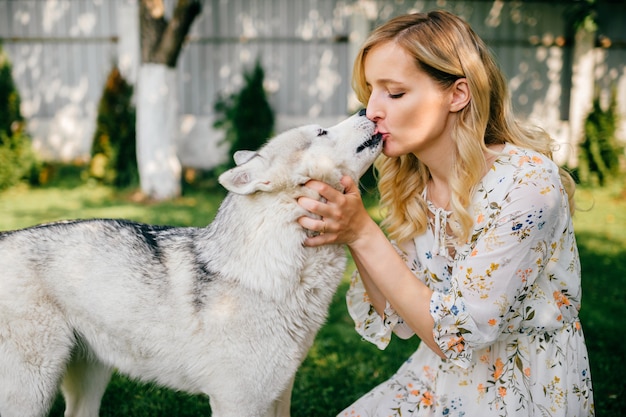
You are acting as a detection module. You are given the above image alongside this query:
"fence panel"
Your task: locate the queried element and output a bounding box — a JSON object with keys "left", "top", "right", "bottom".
{"left": 0, "top": 0, "right": 623, "bottom": 165}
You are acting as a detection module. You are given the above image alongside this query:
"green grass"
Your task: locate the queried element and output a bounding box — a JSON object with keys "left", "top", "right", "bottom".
{"left": 571, "top": 181, "right": 626, "bottom": 416}
{"left": 1, "top": 176, "right": 624, "bottom": 416}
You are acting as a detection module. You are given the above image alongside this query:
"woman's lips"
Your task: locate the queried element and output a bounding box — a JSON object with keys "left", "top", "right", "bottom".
{"left": 374, "top": 126, "right": 388, "bottom": 137}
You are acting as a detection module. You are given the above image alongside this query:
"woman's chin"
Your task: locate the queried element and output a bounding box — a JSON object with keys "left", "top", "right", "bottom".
{"left": 382, "top": 144, "right": 401, "bottom": 158}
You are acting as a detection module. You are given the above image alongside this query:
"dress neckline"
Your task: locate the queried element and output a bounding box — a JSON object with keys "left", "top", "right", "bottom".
{"left": 422, "top": 187, "right": 454, "bottom": 261}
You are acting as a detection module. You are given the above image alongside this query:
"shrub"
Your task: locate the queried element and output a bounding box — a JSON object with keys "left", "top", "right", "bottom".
{"left": 0, "top": 44, "right": 39, "bottom": 189}
{"left": 577, "top": 87, "right": 623, "bottom": 186}
{"left": 213, "top": 59, "right": 275, "bottom": 169}
{"left": 89, "top": 66, "right": 138, "bottom": 188}
{"left": 0, "top": 129, "right": 39, "bottom": 189}
{"left": 0, "top": 48, "right": 22, "bottom": 136}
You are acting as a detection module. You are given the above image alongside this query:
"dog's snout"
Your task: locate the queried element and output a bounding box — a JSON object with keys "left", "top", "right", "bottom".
{"left": 358, "top": 108, "right": 367, "bottom": 117}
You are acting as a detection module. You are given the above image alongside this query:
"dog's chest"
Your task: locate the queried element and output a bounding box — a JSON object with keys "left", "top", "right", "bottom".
{"left": 284, "top": 246, "right": 347, "bottom": 319}
{"left": 300, "top": 245, "right": 346, "bottom": 288}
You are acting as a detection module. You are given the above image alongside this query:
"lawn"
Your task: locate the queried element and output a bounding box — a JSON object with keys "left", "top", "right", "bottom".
{"left": 0, "top": 176, "right": 624, "bottom": 416}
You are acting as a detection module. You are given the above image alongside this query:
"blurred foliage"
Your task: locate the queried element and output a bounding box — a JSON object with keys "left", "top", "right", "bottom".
{"left": 89, "top": 65, "right": 138, "bottom": 188}
{"left": 0, "top": 46, "right": 22, "bottom": 136}
{"left": 563, "top": 0, "right": 598, "bottom": 34}
{"left": 576, "top": 87, "right": 623, "bottom": 186}
{"left": 213, "top": 59, "right": 275, "bottom": 170}
{"left": 0, "top": 43, "right": 40, "bottom": 189}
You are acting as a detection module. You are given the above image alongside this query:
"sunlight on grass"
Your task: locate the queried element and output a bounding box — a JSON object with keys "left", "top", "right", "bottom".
{"left": 574, "top": 181, "right": 626, "bottom": 252}
{"left": 0, "top": 182, "right": 226, "bottom": 231}
{"left": 572, "top": 181, "right": 626, "bottom": 415}
{"left": 0, "top": 183, "right": 118, "bottom": 229}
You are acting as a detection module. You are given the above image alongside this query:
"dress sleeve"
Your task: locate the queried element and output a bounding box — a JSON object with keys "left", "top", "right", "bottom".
{"left": 346, "top": 242, "right": 416, "bottom": 350}
{"left": 430, "top": 158, "right": 570, "bottom": 368}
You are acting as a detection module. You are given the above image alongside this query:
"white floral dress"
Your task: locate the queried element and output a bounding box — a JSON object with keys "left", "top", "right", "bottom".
{"left": 340, "top": 144, "right": 594, "bottom": 417}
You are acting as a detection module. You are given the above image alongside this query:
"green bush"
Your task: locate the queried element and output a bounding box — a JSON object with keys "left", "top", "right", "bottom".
{"left": 0, "top": 44, "right": 39, "bottom": 189}
{"left": 0, "top": 130, "right": 39, "bottom": 189}
{"left": 213, "top": 59, "right": 275, "bottom": 169}
{"left": 577, "top": 87, "right": 623, "bottom": 186}
{"left": 89, "top": 66, "right": 138, "bottom": 188}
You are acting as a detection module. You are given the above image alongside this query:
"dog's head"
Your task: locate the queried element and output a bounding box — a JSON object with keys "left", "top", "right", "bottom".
{"left": 219, "top": 111, "right": 382, "bottom": 195}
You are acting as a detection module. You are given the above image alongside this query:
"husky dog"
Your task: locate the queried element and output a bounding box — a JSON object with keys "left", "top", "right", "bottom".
{"left": 0, "top": 111, "right": 382, "bottom": 417}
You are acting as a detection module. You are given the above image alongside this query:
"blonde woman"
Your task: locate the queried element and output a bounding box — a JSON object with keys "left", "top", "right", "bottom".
{"left": 298, "top": 10, "right": 594, "bottom": 417}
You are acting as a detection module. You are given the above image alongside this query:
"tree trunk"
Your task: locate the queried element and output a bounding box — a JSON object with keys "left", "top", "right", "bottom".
{"left": 137, "top": 0, "right": 201, "bottom": 200}
{"left": 567, "top": 25, "right": 597, "bottom": 169}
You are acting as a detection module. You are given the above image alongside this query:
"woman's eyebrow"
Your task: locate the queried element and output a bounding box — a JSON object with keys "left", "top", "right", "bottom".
{"left": 367, "top": 78, "right": 405, "bottom": 87}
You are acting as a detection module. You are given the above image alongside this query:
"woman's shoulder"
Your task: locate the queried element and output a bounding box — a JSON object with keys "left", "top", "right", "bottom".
{"left": 492, "top": 143, "right": 559, "bottom": 176}
{"left": 499, "top": 143, "right": 554, "bottom": 163}
{"left": 479, "top": 143, "right": 562, "bottom": 200}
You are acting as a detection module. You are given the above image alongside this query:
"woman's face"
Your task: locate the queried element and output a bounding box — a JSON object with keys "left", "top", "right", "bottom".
{"left": 364, "top": 41, "right": 457, "bottom": 159}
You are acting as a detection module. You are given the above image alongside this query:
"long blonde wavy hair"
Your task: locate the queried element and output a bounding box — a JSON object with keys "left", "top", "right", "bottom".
{"left": 352, "top": 10, "right": 575, "bottom": 244}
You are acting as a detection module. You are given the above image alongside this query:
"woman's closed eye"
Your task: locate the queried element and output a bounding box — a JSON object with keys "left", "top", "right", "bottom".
{"left": 388, "top": 92, "right": 405, "bottom": 99}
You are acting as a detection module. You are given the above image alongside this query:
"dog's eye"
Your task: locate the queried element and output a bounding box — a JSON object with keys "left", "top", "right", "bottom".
{"left": 316, "top": 129, "right": 327, "bottom": 137}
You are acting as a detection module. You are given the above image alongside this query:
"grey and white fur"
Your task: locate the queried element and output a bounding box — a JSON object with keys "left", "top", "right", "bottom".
{"left": 0, "top": 111, "right": 382, "bottom": 417}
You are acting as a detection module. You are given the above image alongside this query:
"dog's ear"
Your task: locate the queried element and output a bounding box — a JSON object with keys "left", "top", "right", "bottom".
{"left": 233, "top": 150, "right": 257, "bottom": 166}
{"left": 218, "top": 158, "right": 272, "bottom": 195}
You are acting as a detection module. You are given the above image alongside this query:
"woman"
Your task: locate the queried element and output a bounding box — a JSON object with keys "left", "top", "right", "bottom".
{"left": 297, "top": 10, "right": 594, "bottom": 417}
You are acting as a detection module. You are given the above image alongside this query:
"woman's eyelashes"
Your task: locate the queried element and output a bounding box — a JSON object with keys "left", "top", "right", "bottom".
{"left": 388, "top": 92, "right": 405, "bottom": 99}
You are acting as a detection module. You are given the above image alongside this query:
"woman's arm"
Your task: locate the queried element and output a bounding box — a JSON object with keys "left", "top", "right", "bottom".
{"left": 349, "top": 248, "right": 386, "bottom": 316}
{"left": 297, "top": 176, "right": 445, "bottom": 358}
{"left": 348, "top": 217, "right": 444, "bottom": 357}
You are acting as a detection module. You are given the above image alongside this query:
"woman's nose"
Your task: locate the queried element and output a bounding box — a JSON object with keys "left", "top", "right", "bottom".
{"left": 365, "top": 103, "right": 382, "bottom": 121}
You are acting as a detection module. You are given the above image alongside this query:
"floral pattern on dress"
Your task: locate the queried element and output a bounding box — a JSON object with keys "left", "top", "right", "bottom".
{"left": 341, "top": 144, "right": 594, "bottom": 417}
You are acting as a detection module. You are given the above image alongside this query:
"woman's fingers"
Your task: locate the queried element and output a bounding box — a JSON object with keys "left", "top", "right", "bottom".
{"left": 297, "top": 176, "right": 368, "bottom": 246}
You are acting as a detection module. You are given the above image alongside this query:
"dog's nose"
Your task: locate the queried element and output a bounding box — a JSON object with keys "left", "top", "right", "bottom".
{"left": 358, "top": 108, "right": 367, "bottom": 116}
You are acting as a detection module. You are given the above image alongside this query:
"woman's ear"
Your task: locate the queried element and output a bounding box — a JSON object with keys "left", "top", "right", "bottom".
{"left": 450, "top": 78, "right": 471, "bottom": 112}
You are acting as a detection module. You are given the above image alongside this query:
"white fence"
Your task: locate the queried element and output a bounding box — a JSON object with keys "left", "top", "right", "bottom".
{"left": 1, "top": 0, "right": 624, "bottom": 168}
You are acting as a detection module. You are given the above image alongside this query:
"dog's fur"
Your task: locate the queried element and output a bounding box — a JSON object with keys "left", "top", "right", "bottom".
{"left": 0, "top": 112, "right": 382, "bottom": 417}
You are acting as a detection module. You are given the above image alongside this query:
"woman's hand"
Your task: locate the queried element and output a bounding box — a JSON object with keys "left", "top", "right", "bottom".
{"left": 297, "top": 176, "right": 374, "bottom": 247}
{"left": 299, "top": 176, "right": 443, "bottom": 357}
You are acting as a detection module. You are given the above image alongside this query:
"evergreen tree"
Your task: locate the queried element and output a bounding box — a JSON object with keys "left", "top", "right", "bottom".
{"left": 0, "top": 44, "right": 39, "bottom": 189}
{"left": 578, "top": 88, "right": 623, "bottom": 186}
{"left": 90, "top": 66, "right": 138, "bottom": 188}
{"left": 214, "top": 59, "right": 275, "bottom": 169}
